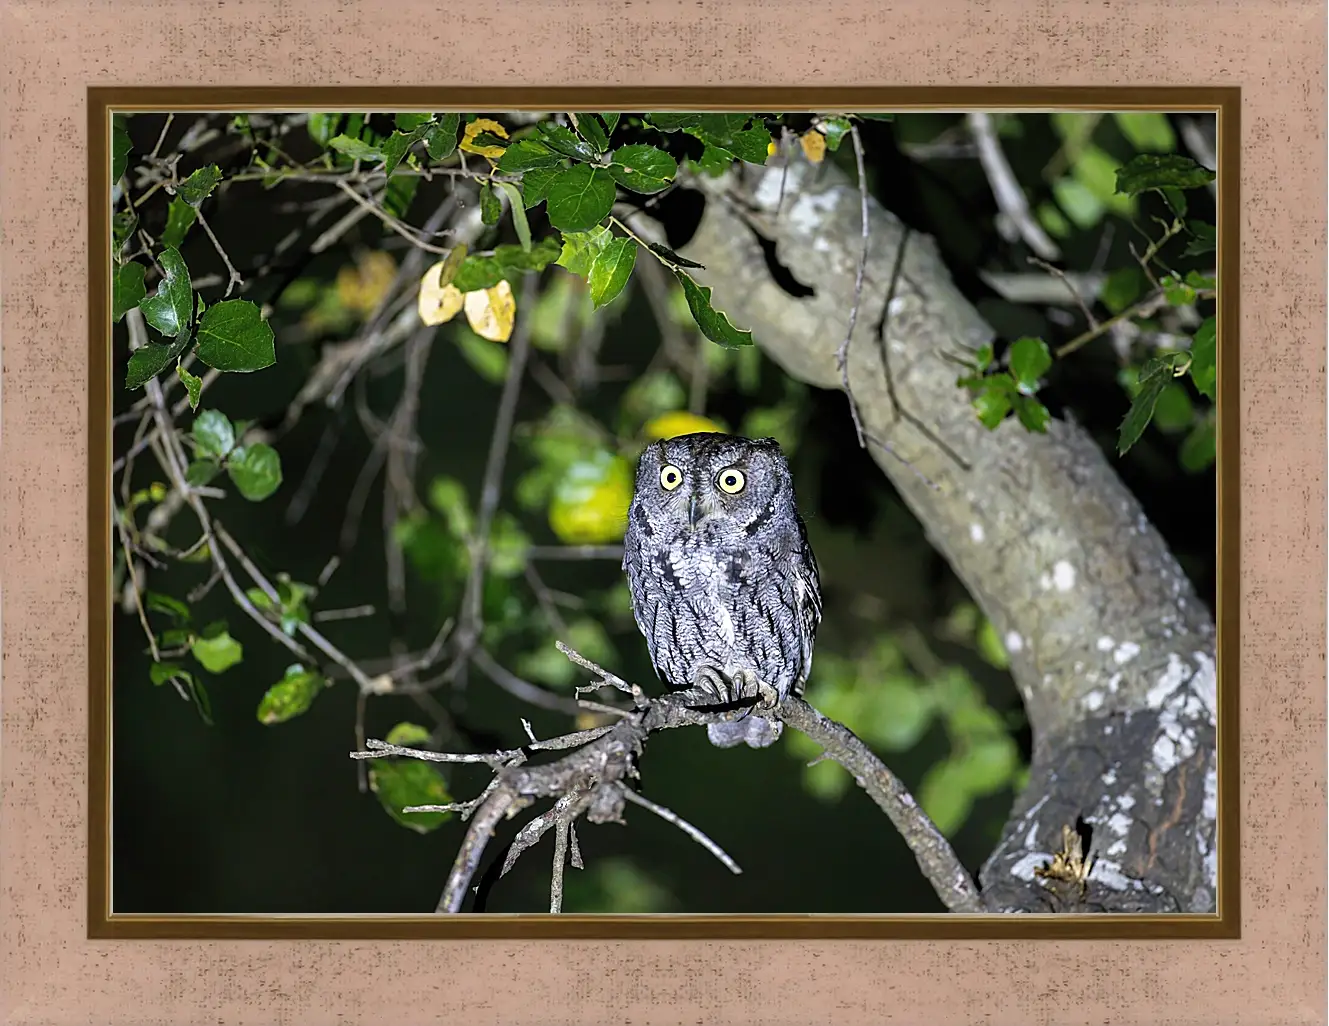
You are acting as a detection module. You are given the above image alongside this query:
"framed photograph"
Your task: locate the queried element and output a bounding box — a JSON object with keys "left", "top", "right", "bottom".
{"left": 91, "top": 90, "right": 1236, "bottom": 935}
{"left": 2, "top": 2, "right": 1323, "bottom": 1023}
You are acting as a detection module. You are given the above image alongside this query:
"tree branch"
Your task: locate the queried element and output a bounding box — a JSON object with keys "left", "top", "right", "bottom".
{"left": 351, "top": 646, "right": 982, "bottom": 915}
{"left": 677, "top": 159, "right": 1218, "bottom": 914}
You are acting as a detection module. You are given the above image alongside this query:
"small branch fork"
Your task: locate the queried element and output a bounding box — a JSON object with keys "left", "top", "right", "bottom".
{"left": 350, "top": 644, "right": 985, "bottom": 916}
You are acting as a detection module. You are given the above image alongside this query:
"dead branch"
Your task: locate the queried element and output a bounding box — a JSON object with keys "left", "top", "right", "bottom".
{"left": 350, "top": 645, "right": 984, "bottom": 915}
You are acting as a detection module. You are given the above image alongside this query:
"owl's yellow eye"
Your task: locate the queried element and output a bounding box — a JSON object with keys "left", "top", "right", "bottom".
{"left": 659, "top": 464, "right": 684, "bottom": 491}
{"left": 717, "top": 467, "right": 746, "bottom": 494}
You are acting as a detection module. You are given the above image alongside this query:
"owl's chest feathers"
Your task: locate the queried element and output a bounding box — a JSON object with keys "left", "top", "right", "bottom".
{"left": 662, "top": 541, "right": 742, "bottom": 636}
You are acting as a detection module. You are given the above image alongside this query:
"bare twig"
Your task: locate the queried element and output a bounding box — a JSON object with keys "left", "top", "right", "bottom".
{"left": 967, "top": 112, "right": 1061, "bottom": 261}
{"left": 527, "top": 544, "right": 625, "bottom": 561}
{"left": 1028, "top": 256, "right": 1099, "bottom": 332}
{"left": 194, "top": 207, "right": 244, "bottom": 296}
{"left": 620, "top": 787, "right": 742, "bottom": 875}
{"left": 335, "top": 179, "right": 455, "bottom": 255}
{"left": 833, "top": 123, "right": 873, "bottom": 449}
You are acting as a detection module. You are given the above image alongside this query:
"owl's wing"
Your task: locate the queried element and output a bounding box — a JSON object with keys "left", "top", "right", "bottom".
{"left": 782, "top": 514, "right": 821, "bottom": 694}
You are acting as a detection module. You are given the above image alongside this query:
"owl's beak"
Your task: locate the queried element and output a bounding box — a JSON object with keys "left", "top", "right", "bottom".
{"left": 688, "top": 494, "right": 701, "bottom": 530}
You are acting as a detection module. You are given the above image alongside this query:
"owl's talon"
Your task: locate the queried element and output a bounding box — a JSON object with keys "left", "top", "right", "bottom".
{"left": 756, "top": 681, "right": 780, "bottom": 710}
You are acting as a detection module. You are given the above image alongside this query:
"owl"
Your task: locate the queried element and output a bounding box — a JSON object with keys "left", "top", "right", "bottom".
{"left": 621, "top": 432, "right": 823, "bottom": 749}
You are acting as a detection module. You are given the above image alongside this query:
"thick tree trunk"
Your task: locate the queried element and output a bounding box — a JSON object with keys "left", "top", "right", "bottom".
{"left": 674, "top": 159, "right": 1218, "bottom": 913}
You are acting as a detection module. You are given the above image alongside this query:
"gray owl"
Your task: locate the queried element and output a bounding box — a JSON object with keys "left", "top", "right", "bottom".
{"left": 621, "top": 432, "right": 822, "bottom": 749}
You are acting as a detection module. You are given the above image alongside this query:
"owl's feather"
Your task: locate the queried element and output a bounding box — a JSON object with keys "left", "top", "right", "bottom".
{"left": 621, "top": 432, "right": 822, "bottom": 750}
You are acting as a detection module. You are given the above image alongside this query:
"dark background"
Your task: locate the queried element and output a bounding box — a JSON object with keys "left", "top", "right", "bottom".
{"left": 110, "top": 111, "right": 1216, "bottom": 914}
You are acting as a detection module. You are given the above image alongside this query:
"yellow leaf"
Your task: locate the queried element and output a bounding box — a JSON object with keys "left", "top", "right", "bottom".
{"left": 460, "top": 118, "right": 509, "bottom": 159}
{"left": 643, "top": 411, "right": 726, "bottom": 441}
{"left": 417, "top": 264, "right": 465, "bottom": 326}
{"left": 799, "top": 130, "right": 827, "bottom": 165}
{"left": 767, "top": 138, "right": 778, "bottom": 158}
{"left": 335, "top": 250, "right": 398, "bottom": 316}
{"left": 464, "top": 280, "right": 516, "bottom": 342}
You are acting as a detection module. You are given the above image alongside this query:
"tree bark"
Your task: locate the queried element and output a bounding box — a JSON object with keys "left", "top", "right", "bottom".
{"left": 674, "top": 160, "right": 1218, "bottom": 913}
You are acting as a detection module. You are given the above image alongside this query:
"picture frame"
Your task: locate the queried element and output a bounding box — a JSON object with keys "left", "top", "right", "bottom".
{"left": 5, "top": 4, "right": 1323, "bottom": 1020}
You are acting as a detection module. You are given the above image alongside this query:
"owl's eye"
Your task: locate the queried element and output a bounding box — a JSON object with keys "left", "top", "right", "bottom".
{"left": 659, "top": 464, "right": 684, "bottom": 491}
{"left": 716, "top": 467, "right": 746, "bottom": 494}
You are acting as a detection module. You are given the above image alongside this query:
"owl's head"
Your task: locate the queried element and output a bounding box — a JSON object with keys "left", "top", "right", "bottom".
{"left": 630, "top": 432, "right": 800, "bottom": 542}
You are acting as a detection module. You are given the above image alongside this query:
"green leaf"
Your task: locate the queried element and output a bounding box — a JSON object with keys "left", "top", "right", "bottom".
{"left": 674, "top": 271, "right": 754, "bottom": 348}
{"left": 1008, "top": 337, "right": 1051, "bottom": 391}
{"left": 125, "top": 336, "right": 190, "bottom": 390}
{"left": 1100, "top": 266, "right": 1144, "bottom": 315}
{"left": 1179, "top": 417, "right": 1216, "bottom": 472}
{"left": 150, "top": 660, "right": 188, "bottom": 686}
{"left": 1114, "top": 153, "right": 1216, "bottom": 195}
{"left": 545, "top": 165, "right": 616, "bottom": 232}
{"left": 257, "top": 665, "right": 325, "bottom": 725}
{"left": 645, "top": 113, "right": 702, "bottom": 132}
{"left": 192, "top": 409, "right": 236, "bottom": 459}
{"left": 492, "top": 182, "right": 532, "bottom": 252}
{"left": 1051, "top": 177, "right": 1105, "bottom": 230}
{"left": 185, "top": 459, "right": 220, "bottom": 487}
{"left": 113, "top": 210, "right": 138, "bottom": 251}
{"left": 975, "top": 619, "right": 1009, "bottom": 669}
{"left": 394, "top": 113, "right": 432, "bottom": 131}
{"left": 971, "top": 377, "right": 1014, "bottom": 429}
{"left": 227, "top": 443, "right": 283, "bottom": 501}
{"left": 599, "top": 112, "right": 620, "bottom": 135}
{"left": 191, "top": 627, "right": 243, "bottom": 673}
{"left": 571, "top": 113, "right": 609, "bottom": 154}
{"left": 694, "top": 144, "right": 737, "bottom": 176}
{"left": 855, "top": 113, "right": 896, "bottom": 121}
{"left": 385, "top": 721, "right": 433, "bottom": 747}
{"left": 177, "top": 363, "right": 203, "bottom": 411}
{"left": 450, "top": 238, "right": 561, "bottom": 292}
{"left": 1113, "top": 112, "right": 1176, "bottom": 152}
{"left": 176, "top": 164, "right": 222, "bottom": 206}
{"left": 381, "top": 125, "right": 429, "bottom": 178}
{"left": 608, "top": 144, "right": 678, "bottom": 194}
{"left": 1190, "top": 316, "right": 1217, "bottom": 400}
{"left": 496, "top": 138, "right": 562, "bottom": 173}
{"left": 369, "top": 760, "right": 454, "bottom": 833}
{"left": 537, "top": 122, "right": 600, "bottom": 162}
{"left": 146, "top": 591, "right": 191, "bottom": 621}
{"left": 521, "top": 166, "right": 560, "bottom": 208}
{"left": 588, "top": 237, "right": 637, "bottom": 308}
{"left": 456, "top": 328, "right": 509, "bottom": 383}
{"left": 307, "top": 113, "right": 342, "bottom": 147}
{"left": 1013, "top": 396, "right": 1051, "bottom": 432}
{"left": 112, "top": 117, "right": 132, "bottom": 183}
{"left": 918, "top": 758, "right": 974, "bottom": 836}
{"left": 951, "top": 736, "right": 1021, "bottom": 797}
{"left": 1152, "top": 382, "right": 1195, "bottom": 433}
{"left": 1183, "top": 219, "right": 1217, "bottom": 257}
{"left": 555, "top": 225, "right": 613, "bottom": 278}
{"left": 160, "top": 197, "right": 198, "bottom": 249}
{"left": 195, "top": 300, "right": 276, "bottom": 373}
{"left": 820, "top": 117, "right": 853, "bottom": 151}
{"left": 1161, "top": 274, "right": 1197, "bottom": 306}
{"left": 1072, "top": 146, "right": 1136, "bottom": 216}
{"left": 690, "top": 114, "right": 770, "bottom": 165}
{"left": 972, "top": 343, "right": 995, "bottom": 372}
{"left": 424, "top": 114, "right": 461, "bottom": 160}
{"left": 1161, "top": 187, "right": 1188, "bottom": 218}
{"left": 1117, "top": 356, "right": 1176, "bottom": 454}
{"left": 139, "top": 247, "right": 194, "bottom": 338}
{"left": 327, "top": 134, "right": 383, "bottom": 161}
{"left": 479, "top": 180, "right": 502, "bottom": 226}
{"left": 645, "top": 242, "right": 704, "bottom": 271}
{"left": 112, "top": 261, "right": 146, "bottom": 322}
